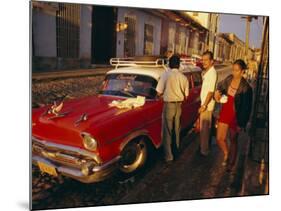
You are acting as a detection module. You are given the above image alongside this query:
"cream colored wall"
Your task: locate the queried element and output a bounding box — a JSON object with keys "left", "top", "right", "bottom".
{"left": 185, "top": 12, "right": 209, "bottom": 28}
{"left": 116, "top": 7, "right": 162, "bottom": 57}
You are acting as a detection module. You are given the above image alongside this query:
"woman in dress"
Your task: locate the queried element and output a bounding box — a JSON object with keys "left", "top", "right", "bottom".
{"left": 214, "top": 59, "right": 253, "bottom": 169}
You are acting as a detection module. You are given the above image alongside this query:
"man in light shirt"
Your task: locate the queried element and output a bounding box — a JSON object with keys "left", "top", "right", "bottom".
{"left": 156, "top": 54, "right": 189, "bottom": 162}
{"left": 198, "top": 51, "right": 218, "bottom": 156}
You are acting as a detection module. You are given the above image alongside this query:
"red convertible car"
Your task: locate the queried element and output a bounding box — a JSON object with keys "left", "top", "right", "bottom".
{"left": 32, "top": 58, "right": 202, "bottom": 183}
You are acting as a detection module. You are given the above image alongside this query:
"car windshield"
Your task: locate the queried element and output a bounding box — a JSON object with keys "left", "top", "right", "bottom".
{"left": 99, "top": 73, "right": 158, "bottom": 99}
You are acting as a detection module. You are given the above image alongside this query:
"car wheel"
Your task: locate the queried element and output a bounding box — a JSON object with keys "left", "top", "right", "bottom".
{"left": 119, "top": 138, "right": 148, "bottom": 174}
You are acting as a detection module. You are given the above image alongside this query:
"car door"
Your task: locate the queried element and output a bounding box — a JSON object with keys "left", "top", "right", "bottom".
{"left": 190, "top": 71, "right": 202, "bottom": 123}
{"left": 181, "top": 72, "right": 195, "bottom": 129}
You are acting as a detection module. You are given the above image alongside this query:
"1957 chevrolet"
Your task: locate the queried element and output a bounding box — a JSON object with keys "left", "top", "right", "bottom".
{"left": 32, "top": 57, "right": 202, "bottom": 183}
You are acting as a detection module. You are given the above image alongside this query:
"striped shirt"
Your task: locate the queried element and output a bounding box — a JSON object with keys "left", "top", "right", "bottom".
{"left": 156, "top": 68, "right": 189, "bottom": 102}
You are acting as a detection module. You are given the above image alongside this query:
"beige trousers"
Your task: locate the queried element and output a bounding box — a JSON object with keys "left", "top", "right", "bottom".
{"left": 162, "top": 102, "right": 182, "bottom": 161}
{"left": 200, "top": 110, "right": 213, "bottom": 155}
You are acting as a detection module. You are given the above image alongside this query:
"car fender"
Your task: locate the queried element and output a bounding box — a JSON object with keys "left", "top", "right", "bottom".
{"left": 119, "top": 129, "right": 154, "bottom": 152}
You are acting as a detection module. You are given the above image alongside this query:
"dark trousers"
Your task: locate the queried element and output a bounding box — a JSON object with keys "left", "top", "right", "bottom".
{"left": 162, "top": 102, "right": 182, "bottom": 161}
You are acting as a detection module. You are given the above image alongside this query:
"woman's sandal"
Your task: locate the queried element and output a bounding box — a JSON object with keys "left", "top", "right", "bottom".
{"left": 222, "top": 155, "right": 229, "bottom": 166}
{"left": 226, "top": 160, "right": 236, "bottom": 173}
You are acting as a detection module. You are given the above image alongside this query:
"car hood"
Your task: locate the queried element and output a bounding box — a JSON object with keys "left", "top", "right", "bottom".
{"left": 32, "top": 95, "right": 157, "bottom": 148}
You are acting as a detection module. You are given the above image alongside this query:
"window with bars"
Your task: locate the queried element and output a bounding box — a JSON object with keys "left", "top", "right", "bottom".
{"left": 143, "top": 24, "right": 154, "bottom": 55}
{"left": 124, "top": 16, "right": 136, "bottom": 57}
{"left": 56, "top": 4, "right": 80, "bottom": 58}
{"left": 175, "top": 26, "right": 180, "bottom": 53}
{"left": 179, "top": 30, "right": 186, "bottom": 54}
{"left": 168, "top": 26, "right": 175, "bottom": 52}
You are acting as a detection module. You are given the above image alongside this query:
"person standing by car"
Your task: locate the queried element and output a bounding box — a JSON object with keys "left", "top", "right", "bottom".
{"left": 214, "top": 59, "right": 253, "bottom": 168}
{"left": 165, "top": 50, "right": 173, "bottom": 60}
{"left": 198, "top": 51, "right": 218, "bottom": 156}
{"left": 156, "top": 54, "right": 189, "bottom": 163}
{"left": 162, "top": 50, "right": 173, "bottom": 66}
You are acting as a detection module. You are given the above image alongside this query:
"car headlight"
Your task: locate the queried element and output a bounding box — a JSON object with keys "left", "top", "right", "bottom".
{"left": 82, "top": 133, "right": 97, "bottom": 151}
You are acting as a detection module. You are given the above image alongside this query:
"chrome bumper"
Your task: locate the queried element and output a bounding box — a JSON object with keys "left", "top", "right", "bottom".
{"left": 32, "top": 138, "right": 121, "bottom": 183}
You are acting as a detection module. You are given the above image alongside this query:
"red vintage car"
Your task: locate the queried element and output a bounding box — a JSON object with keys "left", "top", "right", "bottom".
{"left": 32, "top": 58, "right": 202, "bottom": 183}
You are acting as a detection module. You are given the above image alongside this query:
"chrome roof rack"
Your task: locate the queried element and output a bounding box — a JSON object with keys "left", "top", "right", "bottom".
{"left": 110, "top": 57, "right": 167, "bottom": 69}
{"left": 180, "top": 58, "right": 197, "bottom": 66}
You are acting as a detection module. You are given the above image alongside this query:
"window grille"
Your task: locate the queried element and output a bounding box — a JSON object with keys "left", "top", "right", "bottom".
{"left": 124, "top": 16, "right": 136, "bottom": 57}
{"left": 56, "top": 3, "right": 80, "bottom": 58}
{"left": 143, "top": 24, "right": 154, "bottom": 55}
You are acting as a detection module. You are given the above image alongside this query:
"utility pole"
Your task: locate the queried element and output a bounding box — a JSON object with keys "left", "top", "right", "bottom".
{"left": 245, "top": 17, "right": 251, "bottom": 62}
{"left": 212, "top": 14, "right": 219, "bottom": 59}
{"left": 241, "top": 16, "right": 258, "bottom": 63}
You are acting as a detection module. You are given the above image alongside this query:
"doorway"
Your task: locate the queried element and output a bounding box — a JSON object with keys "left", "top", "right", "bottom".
{"left": 91, "top": 6, "right": 117, "bottom": 64}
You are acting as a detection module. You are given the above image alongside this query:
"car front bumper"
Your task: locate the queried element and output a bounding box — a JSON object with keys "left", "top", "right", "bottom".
{"left": 32, "top": 137, "right": 121, "bottom": 183}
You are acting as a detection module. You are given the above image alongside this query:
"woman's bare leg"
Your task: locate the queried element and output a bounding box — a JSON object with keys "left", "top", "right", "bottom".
{"left": 216, "top": 122, "right": 229, "bottom": 164}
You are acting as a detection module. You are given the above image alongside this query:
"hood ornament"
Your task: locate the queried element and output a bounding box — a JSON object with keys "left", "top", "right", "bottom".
{"left": 75, "top": 113, "right": 88, "bottom": 126}
{"left": 48, "top": 101, "right": 64, "bottom": 116}
{"left": 44, "top": 95, "right": 70, "bottom": 120}
{"left": 47, "top": 95, "right": 68, "bottom": 116}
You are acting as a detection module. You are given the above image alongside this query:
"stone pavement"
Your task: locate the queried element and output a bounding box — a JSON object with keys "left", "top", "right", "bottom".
{"left": 117, "top": 128, "right": 267, "bottom": 205}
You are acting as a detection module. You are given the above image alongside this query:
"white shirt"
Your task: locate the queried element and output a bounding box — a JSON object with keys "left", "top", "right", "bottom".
{"left": 156, "top": 68, "right": 189, "bottom": 102}
{"left": 200, "top": 66, "right": 217, "bottom": 111}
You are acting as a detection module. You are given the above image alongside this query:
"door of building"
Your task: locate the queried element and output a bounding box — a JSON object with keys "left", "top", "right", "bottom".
{"left": 91, "top": 6, "right": 116, "bottom": 64}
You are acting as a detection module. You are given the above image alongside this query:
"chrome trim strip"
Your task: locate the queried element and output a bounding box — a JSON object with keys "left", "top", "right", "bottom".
{"left": 43, "top": 151, "right": 82, "bottom": 167}
{"left": 33, "top": 155, "right": 83, "bottom": 177}
{"left": 92, "top": 156, "right": 121, "bottom": 172}
{"left": 32, "top": 137, "right": 102, "bottom": 164}
{"left": 32, "top": 155, "right": 121, "bottom": 183}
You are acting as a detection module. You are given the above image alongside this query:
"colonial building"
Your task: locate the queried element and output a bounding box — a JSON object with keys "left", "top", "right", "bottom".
{"left": 115, "top": 8, "right": 162, "bottom": 57}
{"left": 228, "top": 33, "right": 246, "bottom": 62}
{"left": 184, "top": 12, "right": 209, "bottom": 56}
{"left": 32, "top": 2, "right": 215, "bottom": 72}
{"left": 32, "top": 2, "right": 92, "bottom": 71}
{"left": 247, "top": 47, "right": 255, "bottom": 60}
{"left": 253, "top": 48, "right": 262, "bottom": 63}
{"left": 207, "top": 14, "right": 220, "bottom": 54}
{"left": 214, "top": 33, "right": 233, "bottom": 63}
{"left": 154, "top": 10, "right": 209, "bottom": 56}
{"left": 184, "top": 12, "right": 220, "bottom": 55}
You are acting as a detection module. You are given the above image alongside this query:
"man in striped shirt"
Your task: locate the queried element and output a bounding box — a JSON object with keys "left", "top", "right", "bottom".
{"left": 156, "top": 54, "right": 189, "bottom": 162}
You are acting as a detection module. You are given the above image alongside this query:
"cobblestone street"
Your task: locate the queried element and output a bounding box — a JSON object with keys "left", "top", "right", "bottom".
{"left": 32, "top": 66, "right": 268, "bottom": 210}
{"left": 32, "top": 75, "right": 105, "bottom": 108}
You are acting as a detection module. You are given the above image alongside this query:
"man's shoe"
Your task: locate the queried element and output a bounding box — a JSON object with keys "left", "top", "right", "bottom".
{"left": 200, "top": 153, "right": 208, "bottom": 158}
{"left": 165, "top": 159, "right": 174, "bottom": 163}
{"left": 164, "top": 159, "right": 174, "bottom": 166}
{"left": 173, "top": 149, "right": 180, "bottom": 160}
{"left": 197, "top": 149, "right": 208, "bottom": 158}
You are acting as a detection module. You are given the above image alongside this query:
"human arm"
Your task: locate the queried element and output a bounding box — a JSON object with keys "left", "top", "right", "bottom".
{"left": 199, "top": 92, "right": 214, "bottom": 113}
{"left": 156, "top": 73, "right": 166, "bottom": 98}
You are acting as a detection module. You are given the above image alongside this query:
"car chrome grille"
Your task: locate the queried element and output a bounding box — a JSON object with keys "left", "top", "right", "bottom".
{"left": 32, "top": 138, "right": 100, "bottom": 168}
